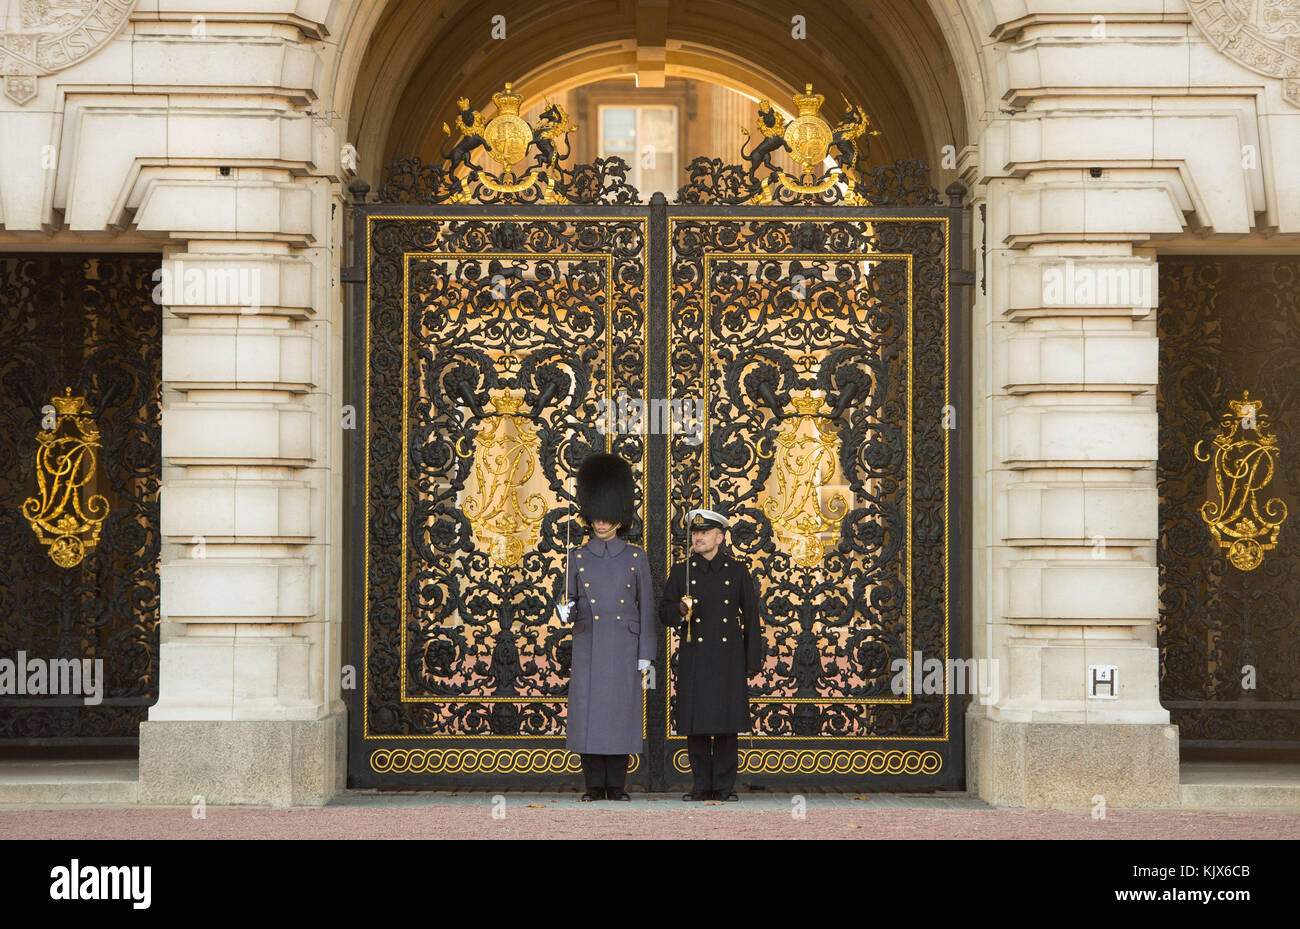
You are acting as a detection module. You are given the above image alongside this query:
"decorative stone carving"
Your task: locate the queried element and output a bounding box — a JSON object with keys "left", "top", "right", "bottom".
{"left": 0, "top": 0, "right": 135, "bottom": 105}
{"left": 1187, "top": 0, "right": 1300, "bottom": 105}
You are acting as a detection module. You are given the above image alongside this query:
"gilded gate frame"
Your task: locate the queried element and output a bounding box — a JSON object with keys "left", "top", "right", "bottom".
{"left": 345, "top": 192, "right": 968, "bottom": 789}
{"left": 656, "top": 206, "right": 960, "bottom": 788}
{"left": 350, "top": 206, "right": 652, "bottom": 781}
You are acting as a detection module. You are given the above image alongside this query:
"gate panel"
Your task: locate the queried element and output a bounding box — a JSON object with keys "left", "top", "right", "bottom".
{"left": 663, "top": 211, "right": 962, "bottom": 787}
{"left": 351, "top": 210, "right": 652, "bottom": 786}
{"left": 1157, "top": 256, "right": 1300, "bottom": 748}
{"left": 0, "top": 254, "right": 161, "bottom": 744}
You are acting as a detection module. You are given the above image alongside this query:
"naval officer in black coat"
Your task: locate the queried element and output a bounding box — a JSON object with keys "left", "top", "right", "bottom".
{"left": 658, "top": 508, "right": 762, "bottom": 801}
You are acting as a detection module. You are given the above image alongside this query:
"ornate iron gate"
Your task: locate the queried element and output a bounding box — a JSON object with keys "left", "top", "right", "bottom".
{"left": 346, "top": 83, "right": 967, "bottom": 788}
{"left": 1158, "top": 256, "right": 1299, "bottom": 748}
{"left": 0, "top": 254, "right": 161, "bottom": 744}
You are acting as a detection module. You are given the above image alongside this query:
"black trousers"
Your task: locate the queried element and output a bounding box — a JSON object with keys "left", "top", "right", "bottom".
{"left": 686, "top": 733, "right": 738, "bottom": 794}
{"left": 579, "top": 753, "right": 629, "bottom": 792}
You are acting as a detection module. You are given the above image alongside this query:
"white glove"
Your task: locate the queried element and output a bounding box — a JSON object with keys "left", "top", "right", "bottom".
{"left": 556, "top": 600, "right": 575, "bottom": 623}
{"left": 637, "top": 659, "right": 651, "bottom": 672}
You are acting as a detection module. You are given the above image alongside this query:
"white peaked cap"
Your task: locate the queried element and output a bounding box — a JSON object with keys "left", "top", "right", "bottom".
{"left": 686, "top": 508, "right": 730, "bottom": 530}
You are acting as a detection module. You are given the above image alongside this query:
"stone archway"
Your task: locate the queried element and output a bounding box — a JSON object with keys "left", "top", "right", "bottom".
{"left": 324, "top": 0, "right": 989, "bottom": 191}
{"left": 325, "top": 0, "right": 987, "bottom": 793}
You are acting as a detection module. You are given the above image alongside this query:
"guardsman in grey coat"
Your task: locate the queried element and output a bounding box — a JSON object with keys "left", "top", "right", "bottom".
{"left": 556, "top": 453, "right": 656, "bottom": 800}
{"left": 658, "top": 508, "right": 762, "bottom": 801}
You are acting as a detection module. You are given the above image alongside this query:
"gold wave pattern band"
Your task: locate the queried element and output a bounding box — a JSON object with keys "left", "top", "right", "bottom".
{"left": 672, "top": 749, "right": 941, "bottom": 776}
{"left": 371, "top": 748, "right": 642, "bottom": 775}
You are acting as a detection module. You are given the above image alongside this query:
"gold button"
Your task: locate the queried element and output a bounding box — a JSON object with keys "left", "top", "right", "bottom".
{"left": 591, "top": 599, "right": 596, "bottom": 604}
{"left": 633, "top": 552, "right": 638, "bottom": 558}
{"left": 692, "top": 579, "right": 697, "bottom": 584}
{"left": 725, "top": 580, "right": 730, "bottom": 585}
{"left": 594, "top": 615, "right": 600, "bottom": 621}
{"left": 585, "top": 583, "right": 590, "bottom": 588}
{"left": 723, "top": 637, "right": 727, "bottom": 642}
{"left": 620, "top": 599, "right": 625, "bottom": 604}
{"left": 580, "top": 568, "right": 586, "bottom": 573}
{"left": 724, "top": 599, "right": 729, "bottom": 604}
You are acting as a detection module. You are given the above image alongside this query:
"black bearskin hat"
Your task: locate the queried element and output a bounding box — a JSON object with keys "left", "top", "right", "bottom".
{"left": 576, "top": 453, "right": 635, "bottom": 533}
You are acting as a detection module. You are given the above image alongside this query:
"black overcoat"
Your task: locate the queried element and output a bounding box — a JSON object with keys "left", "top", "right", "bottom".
{"left": 658, "top": 545, "right": 762, "bottom": 735}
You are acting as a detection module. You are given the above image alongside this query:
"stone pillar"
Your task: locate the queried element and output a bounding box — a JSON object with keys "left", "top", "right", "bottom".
{"left": 965, "top": 176, "right": 1179, "bottom": 804}
{"left": 143, "top": 230, "right": 345, "bottom": 807}
{"left": 962, "top": 0, "right": 1293, "bottom": 805}
{"left": 964, "top": 17, "right": 1186, "bottom": 809}
{"left": 129, "top": 8, "right": 346, "bottom": 807}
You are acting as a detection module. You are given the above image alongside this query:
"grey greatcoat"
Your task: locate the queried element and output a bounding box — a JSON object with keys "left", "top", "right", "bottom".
{"left": 563, "top": 535, "right": 657, "bottom": 754}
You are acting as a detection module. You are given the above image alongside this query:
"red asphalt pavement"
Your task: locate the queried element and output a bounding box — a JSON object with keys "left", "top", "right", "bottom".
{"left": 2, "top": 806, "right": 1297, "bottom": 839}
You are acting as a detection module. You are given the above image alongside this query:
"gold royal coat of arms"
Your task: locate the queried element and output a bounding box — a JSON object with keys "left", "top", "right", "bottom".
{"left": 740, "top": 83, "right": 881, "bottom": 204}
{"left": 440, "top": 82, "right": 578, "bottom": 202}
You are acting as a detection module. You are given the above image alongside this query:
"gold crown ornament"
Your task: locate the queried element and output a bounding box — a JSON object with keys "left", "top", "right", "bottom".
{"left": 50, "top": 387, "right": 91, "bottom": 417}
{"left": 492, "top": 83, "right": 524, "bottom": 116}
{"left": 793, "top": 83, "right": 826, "bottom": 116}
{"left": 487, "top": 388, "right": 525, "bottom": 416}
{"left": 790, "top": 389, "right": 830, "bottom": 417}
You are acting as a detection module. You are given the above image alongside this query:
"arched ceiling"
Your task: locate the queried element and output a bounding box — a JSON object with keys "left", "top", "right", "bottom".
{"left": 346, "top": 0, "right": 968, "bottom": 187}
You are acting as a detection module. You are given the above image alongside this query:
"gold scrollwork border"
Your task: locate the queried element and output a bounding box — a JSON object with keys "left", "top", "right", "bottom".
{"left": 672, "top": 748, "right": 942, "bottom": 776}
{"left": 371, "top": 748, "right": 642, "bottom": 775}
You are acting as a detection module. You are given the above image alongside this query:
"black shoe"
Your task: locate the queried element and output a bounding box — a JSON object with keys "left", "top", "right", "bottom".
{"left": 723, "top": 792, "right": 739, "bottom": 801}
{"left": 608, "top": 790, "right": 631, "bottom": 801}
{"left": 581, "top": 790, "right": 602, "bottom": 802}
{"left": 682, "top": 791, "right": 705, "bottom": 801}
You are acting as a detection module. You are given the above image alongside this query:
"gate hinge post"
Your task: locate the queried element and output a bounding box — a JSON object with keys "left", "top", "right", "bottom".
{"left": 945, "top": 181, "right": 973, "bottom": 288}
{"left": 341, "top": 177, "right": 372, "bottom": 284}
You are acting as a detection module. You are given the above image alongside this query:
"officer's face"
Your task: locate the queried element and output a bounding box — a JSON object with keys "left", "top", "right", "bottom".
{"left": 591, "top": 519, "right": 619, "bottom": 540}
{"left": 691, "top": 527, "right": 724, "bottom": 555}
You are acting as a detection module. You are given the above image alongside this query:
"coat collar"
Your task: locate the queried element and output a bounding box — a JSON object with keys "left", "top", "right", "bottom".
{"left": 585, "top": 535, "right": 628, "bottom": 558}
{"left": 693, "top": 545, "right": 730, "bottom": 573}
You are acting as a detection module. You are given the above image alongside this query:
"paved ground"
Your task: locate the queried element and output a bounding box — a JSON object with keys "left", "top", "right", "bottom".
{"left": 3, "top": 792, "right": 1298, "bottom": 839}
